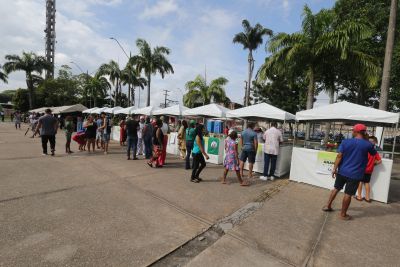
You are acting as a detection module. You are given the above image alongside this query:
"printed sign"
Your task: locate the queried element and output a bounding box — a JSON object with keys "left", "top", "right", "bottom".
{"left": 207, "top": 137, "right": 220, "bottom": 155}
{"left": 316, "top": 151, "right": 337, "bottom": 175}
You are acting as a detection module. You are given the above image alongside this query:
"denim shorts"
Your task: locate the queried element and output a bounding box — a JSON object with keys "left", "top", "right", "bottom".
{"left": 103, "top": 133, "right": 110, "bottom": 142}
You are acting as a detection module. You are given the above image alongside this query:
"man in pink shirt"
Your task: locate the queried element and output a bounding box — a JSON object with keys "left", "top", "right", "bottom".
{"left": 260, "top": 122, "right": 283, "bottom": 181}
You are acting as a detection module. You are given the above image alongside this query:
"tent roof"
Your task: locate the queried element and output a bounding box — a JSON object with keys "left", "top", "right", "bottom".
{"left": 115, "top": 106, "right": 136, "bottom": 115}
{"left": 91, "top": 107, "right": 108, "bottom": 114}
{"left": 82, "top": 107, "right": 98, "bottom": 114}
{"left": 133, "top": 106, "right": 157, "bottom": 116}
{"left": 296, "top": 101, "right": 399, "bottom": 125}
{"left": 153, "top": 104, "right": 189, "bottom": 116}
{"left": 226, "top": 103, "right": 295, "bottom": 121}
{"left": 29, "top": 107, "right": 53, "bottom": 113}
{"left": 103, "top": 106, "right": 123, "bottom": 114}
{"left": 55, "top": 104, "right": 88, "bottom": 114}
{"left": 183, "top": 103, "right": 230, "bottom": 118}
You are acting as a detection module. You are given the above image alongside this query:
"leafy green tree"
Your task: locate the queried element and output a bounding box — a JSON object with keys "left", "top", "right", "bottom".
{"left": 130, "top": 39, "right": 174, "bottom": 107}
{"left": 0, "top": 65, "right": 8, "bottom": 83}
{"left": 233, "top": 20, "right": 272, "bottom": 106}
{"left": 98, "top": 60, "right": 122, "bottom": 107}
{"left": 86, "top": 74, "right": 111, "bottom": 107}
{"left": 0, "top": 90, "right": 15, "bottom": 103}
{"left": 12, "top": 89, "right": 30, "bottom": 111}
{"left": 3, "top": 52, "right": 52, "bottom": 109}
{"left": 121, "top": 62, "right": 147, "bottom": 107}
{"left": 183, "top": 75, "right": 229, "bottom": 108}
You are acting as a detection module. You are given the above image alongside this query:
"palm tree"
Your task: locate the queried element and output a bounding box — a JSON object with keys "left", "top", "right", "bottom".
{"left": 121, "top": 62, "right": 147, "bottom": 107}
{"left": 233, "top": 19, "right": 273, "bottom": 107}
{"left": 183, "top": 75, "right": 229, "bottom": 108}
{"left": 0, "top": 65, "right": 8, "bottom": 83}
{"left": 130, "top": 39, "right": 174, "bottom": 107}
{"left": 379, "top": 0, "right": 397, "bottom": 111}
{"left": 98, "top": 60, "right": 122, "bottom": 107}
{"left": 3, "top": 52, "right": 52, "bottom": 109}
{"left": 86, "top": 74, "right": 111, "bottom": 107}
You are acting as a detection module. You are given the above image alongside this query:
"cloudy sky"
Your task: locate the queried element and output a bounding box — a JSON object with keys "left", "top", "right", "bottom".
{"left": 0, "top": 0, "right": 335, "bottom": 107}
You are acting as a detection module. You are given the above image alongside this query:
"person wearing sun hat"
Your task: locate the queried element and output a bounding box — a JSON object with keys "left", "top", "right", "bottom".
{"left": 322, "top": 123, "right": 377, "bottom": 220}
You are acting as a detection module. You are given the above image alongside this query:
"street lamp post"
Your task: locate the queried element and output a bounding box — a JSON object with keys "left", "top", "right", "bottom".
{"left": 71, "top": 61, "right": 91, "bottom": 108}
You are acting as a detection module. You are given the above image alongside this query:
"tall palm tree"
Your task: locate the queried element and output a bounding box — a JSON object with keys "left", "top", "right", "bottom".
{"left": 233, "top": 19, "right": 273, "bottom": 107}
{"left": 86, "top": 74, "right": 111, "bottom": 107}
{"left": 121, "top": 62, "right": 147, "bottom": 107}
{"left": 379, "top": 0, "right": 398, "bottom": 111}
{"left": 98, "top": 60, "right": 122, "bottom": 107}
{"left": 0, "top": 65, "right": 8, "bottom": 83}
{"left": 3, "top": 52, "right": 52, "bottom": 109}
{"left": 130, "top": 39, "right": 174, "bottom": 107}
{"left": 183, "top": 75, "right": 228, "bottom": 108}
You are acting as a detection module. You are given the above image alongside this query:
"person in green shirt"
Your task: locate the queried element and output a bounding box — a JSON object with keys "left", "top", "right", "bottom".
{"left": 185, "top": 120, "right": 197, "bottom": 169}
{"left": 64, "top": 116, "right": 74, "bottom": 154}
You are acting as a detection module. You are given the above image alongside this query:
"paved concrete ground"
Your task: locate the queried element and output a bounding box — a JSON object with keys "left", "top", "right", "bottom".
{"left": 1, "top": 122, "right": 399, "bottom": 266}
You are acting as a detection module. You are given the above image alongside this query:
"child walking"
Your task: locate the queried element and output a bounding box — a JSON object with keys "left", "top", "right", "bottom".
{"left": 222, "top": 130, "right": 249, "bottom": 186}
{"left": 356, "top": 136, "right": 382, "bottom": 202}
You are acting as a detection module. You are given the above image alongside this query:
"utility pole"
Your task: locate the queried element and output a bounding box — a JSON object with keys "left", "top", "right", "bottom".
{"left": 163, "top": 90, "right": 170, "bottom": 108}
{"left": 45, "top": 0, "right": 56, "bottom": 79}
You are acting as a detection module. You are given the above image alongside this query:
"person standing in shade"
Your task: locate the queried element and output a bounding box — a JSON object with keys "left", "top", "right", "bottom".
{"left": 64, "top": 116, "right": 74, "bottom": 154}
{"left": 185, "top": 120, "right": 196, "bottom": 169}
{"left": 143, "top": 117, "right": 154, "bottom": 159}
{"left": 99, "top": 113, "right": 111, "bottom": 155}
{"left": 137, "top": 116, "right": 145, "bottom": 156}
{"left": 126, "top": 116, "right": 139, "bottom": 160}
{"left": 178, "top": 120, "right": 188, "bottom": 159}
{"left": 83, "top": 115, "right": 97, "bottom": 153}
{"left": 35, "top": 108, "right": 58, "bottom": 156}
{"left": 239, "top": 122, "right": 258, "bottom": 180}
{"left": 147, "top": 119, "right": 164, "bottom": 168}
{"left": 322, "top": 124, "right": 377, "bottom": 220}
{"left": 260, "top": 122, "right": 283, "bottom": 181}
{"left": 191, "top": 124, "right": 209, "bottom": 183}
{"left": 160, "top": 116, "right": 169, "bottom": 165}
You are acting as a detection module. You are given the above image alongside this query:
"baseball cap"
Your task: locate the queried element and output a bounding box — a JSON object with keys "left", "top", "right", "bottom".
{"left": 353, "top": 124, "right": 367, "bottom": 132}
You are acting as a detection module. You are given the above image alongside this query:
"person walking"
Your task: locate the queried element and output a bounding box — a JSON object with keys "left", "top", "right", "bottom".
{"left": 143, "top": 117, "right": 154, "bottom": 159}
{"left": 119, "top": 118, "right": 127, "bottom": 146}
{"left": 239, "top": 122, "right": 258, "bottom": 180}
{"left": 64, "top": 116, "right": 74, "bottom": 154}
{"left": 160, "top": 116, "right": 169, "bottom": 165}
{"left": 14, "top": 111, "right": 21, "bottom": 129}
{"left": 35, "top": 109, "right": 58, "bottom": 156}
{"left": 84, "top": 115, "right": 97, "bottom": 153}
{"left": 222, "top": 130, "right": 248, "bottom": 186}
{"left": 191, "top": 124, "right": 209, "bottom": 183}
{"left": 322, "top": 124, "right": 377, "bottom": 220}
{"left": 260, "top": 122, "right": 283, "bottom": 181}
{"left": 137, "top": 116, "right": 145, "bottom": 156}
{"left": 96, "top": 115, "right": 104, "bottom": 149}
{"left": 185, "top": 120, "right": 196, "bottom": 169}
{"left": 356, "top": 135, "right": 382, "bottom": 202}
{"left": 147, "top": 119, "right": 164, "bottom": 168}
{"left": 178, "top": 120, "right": 188, "bottom": 159}
{"left": 126, "top": 116, "right": 139, "bottom": 160}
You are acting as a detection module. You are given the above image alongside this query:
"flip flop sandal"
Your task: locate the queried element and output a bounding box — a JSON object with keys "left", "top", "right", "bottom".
{"left": 365, "top": 199, "right": 372, "bottom": 203}
{"left": 240, "top": 182, "right": 250, "bottom": 187}
{"left": 191, "top": 179, "right": 200, "bottom": 183}
{"left": 355, "top": 197, "right": 363, "bottom": 201}
{"left": 147, "top": 162, "right": 153, "bottom": 168}
{"left": 339, "top": 215, "right": 352, "bottom": 221}
{"left": 322, "top": 207, "right": 334, "bottom": 212}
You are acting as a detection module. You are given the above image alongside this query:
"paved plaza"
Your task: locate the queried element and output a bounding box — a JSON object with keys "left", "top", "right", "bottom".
{"left": 1, "top": 122, "right": 400, "bottom": 267}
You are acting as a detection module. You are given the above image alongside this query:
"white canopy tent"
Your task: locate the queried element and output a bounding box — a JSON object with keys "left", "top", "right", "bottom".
{"left": 183, "top": 103, "right": 230, "bottom": 118}
{"left": 29, "top": 107, "right": 53, "bottom": 113}
{"left": 226, "top": 102, "right": 295, "bottom": 122}
{"left": 133, "top": 106, "right": 158, "bottom": 116}
{"left": 103, "top": 106, "right": 123, "bottom": 114}
{"left": 153, "top": 104, "right": 189, "bottom": 116}
{"left": 115, "top": 106, "right": 136, "bottom": 115}
{"left": 91, "top": 107, "right": 108, "bottom": 114}
{"left": 296, "top": 101, "right": 399, "bottom": 126}
{"left": 53, "top": 104, "right": 88, "bottom": 114}
{"left": 82, "top": 107, "right": 99, "bottom": 114}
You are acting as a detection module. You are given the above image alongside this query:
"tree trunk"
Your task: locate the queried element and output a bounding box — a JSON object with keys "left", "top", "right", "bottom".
{"left": 114, "top": 78, "right": 119, "bottom": 107}
{"left": 305, "top": 67, "right": 316, "bottom": 140}
{"left": 146, "top": 74, "right": 151, "bottom": 107}
{"left": 26, "top": 73, "right": 34, "bottom": 109}
{"left": 246, "top": 50, "right": 254, "bottom": 107}
{"left": 379, "top": 0, "right": 397, "bottom": 111}
{"left": 131, "top": 86, "right": 135, "bottom": 106}
{"left": 324, "top": 84, "right": 335, "bottom": 144}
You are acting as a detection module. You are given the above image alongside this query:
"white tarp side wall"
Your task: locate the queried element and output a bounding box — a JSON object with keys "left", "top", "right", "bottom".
{"left": 296, "top": 101, "right": 399, "bottom": 125}
{"left": 82, "top": 107, "right": 98, "bottom": 113}
{"left": 183, "top": 103, "right": 230, "bottom": 118}
{"left": 226, "top": 103, "right": 296, "bottom": 121}
{"left": 133, "top": 106, "right": 157, "bottom": 116}
{"left": 115, "top": 106, "right": 136, "bottom": 115}
{"left": 153, "top": 104, "right": 189, "bottom": 116}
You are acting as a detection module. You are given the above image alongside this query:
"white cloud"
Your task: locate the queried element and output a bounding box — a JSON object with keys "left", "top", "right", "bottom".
{"left": 139, "top": 0, "right": 179, "bottom": 20}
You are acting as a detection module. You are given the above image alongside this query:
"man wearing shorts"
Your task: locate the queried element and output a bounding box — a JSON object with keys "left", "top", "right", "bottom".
{"left": 239, "top": 122, "right": 258, "bottom": 179}
{"left": 323, "top": 124, "right": 376, "bottom": 220}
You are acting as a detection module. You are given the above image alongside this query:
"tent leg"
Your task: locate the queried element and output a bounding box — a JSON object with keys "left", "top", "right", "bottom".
{"left": 392, "top": 123, "right": 398, "bottom": 160}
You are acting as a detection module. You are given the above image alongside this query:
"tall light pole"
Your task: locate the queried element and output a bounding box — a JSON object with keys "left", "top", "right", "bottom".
{"left": 45, "top": 0, "right": 56, "bottom": 79}
{"left": 71, "top": 61, "right": 91, "bottom": 108}
{"left": 110, "top": 37, "right": 139, "bottom": 107}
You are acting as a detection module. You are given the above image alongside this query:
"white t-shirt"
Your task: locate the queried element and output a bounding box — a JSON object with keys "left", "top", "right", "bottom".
{"left": 161, "top": 122, "right": 169, "bottom": 135}
{"left": 263, "top": 127, "right": 283, "bottom": 155}
{"left": 138, "top": 122, "right": 144, "bottom": 138}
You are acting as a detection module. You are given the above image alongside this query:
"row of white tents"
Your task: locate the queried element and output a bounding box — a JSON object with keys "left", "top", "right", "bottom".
{"left": 82, "top": 101, "right": 399, "bottom": 125}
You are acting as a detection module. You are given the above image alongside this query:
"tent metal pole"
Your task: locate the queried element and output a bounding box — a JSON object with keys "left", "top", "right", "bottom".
{"left": 392, "top": 123, "right": 398, "bottom": 159}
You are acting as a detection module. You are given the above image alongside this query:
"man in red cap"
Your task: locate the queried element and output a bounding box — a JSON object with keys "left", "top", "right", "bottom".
{"left": 322, "top": 123, "right": 377, "bottom": 220}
